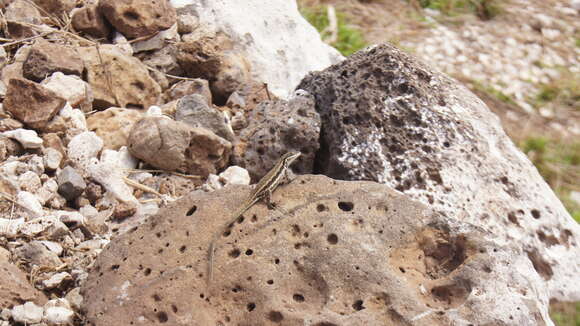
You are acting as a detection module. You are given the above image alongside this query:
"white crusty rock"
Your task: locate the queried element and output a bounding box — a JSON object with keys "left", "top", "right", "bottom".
{"left": 42, "top": 72, "right": 94, "bottom": 110}
{"left": 42, "top": 272, "right": 72, "bottom": 289}
{"left": 2, "top": 128, "right": 43, "bottom": 149}
{"left": 19, "top": 216, "right": 69, "bottom": 239}
{"left": 16, "top": 191, "right": 43, "bottom": 217}
{"left": 67, "top": 132, "right": 103, "bottom": 169}
{"left": 43, "top": 299, "right": 74, "bottom": 326}
{"left": 18, "top": 171, "right": 41, "bottom": 193}
{"left": 218, "top": 166, "right": 250, "bottom": 186}
{"left": 170, "top": 0, "right": 342, "bottom": 99}
{"left": 12, "top": 302, "right": 43, "bottom": 324}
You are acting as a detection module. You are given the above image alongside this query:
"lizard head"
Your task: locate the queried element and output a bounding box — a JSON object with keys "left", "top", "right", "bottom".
{"left": 283, "top": 151, "right": 301, "bottom": 166}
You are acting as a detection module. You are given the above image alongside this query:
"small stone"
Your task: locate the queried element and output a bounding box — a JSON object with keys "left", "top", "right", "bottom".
{"left": 226, "top": 91, "right": 245, "bottom": 109}
{"left": 86, "top": 107, "right": 144, "bottom": 150}
{"left": 48, "top": 195, "right": 66, "bottom": 210}
{"left": 71, "top": 4, "right": 110, "bottom": 38}
{"left": 67, "top": 132, "right": 104, "bottom": 169}
{"left": 2, "top": 128, "right": 43, "bottom": 149}
{"left": 64, "top": 288, "right": 83, "bottom": 311}
{"left": 28, "top": 155, "right": 45, "bottom": 176}
{"left": 11, "top": 302, "right": 43, "bottom": 324}
{"left": 230, "top": 111, "right": 247, "bottom": 130}
{"left": 219, "top": 166, "right": 250, "bottom": 186}
{"left": 85, "top": 183, "right": 103, "bottom": 204}
{"left": 0, "top": 118, "right": 24, "bottom": 132}
{"left": 42, "top": 133, "right": 66, "bottom": 156}
{"left": 98, "top": 0, "right": 177, "bottom": 39}
{"left": 18, "top": 171, "right": 41, "bottom": 193}
{"left": 19, "top": 217, "right": 68, "bottom": 239}
{"left": 0, "top": 217, "right": 24, "bottom": 237}
{"left": 17, "top": 191, "right": 43, "bottom": 217}
{"left": 0, "top": 137, "right": 24, "bottom": 161}
{"left": 23, "top": 39, "right": 83, "bottom": 82}
{"left": 57, "top": 167, "right": 86, "bottom": 201}
{"left": 113, "top": 201, "right": 137, "bottom": 221}
{"left": 4, "top": 0, "right": 42, "bottom": 39}
{"left": 43, "top": 148, "right": 63, "bottom": 171}
{"left": 39, "top": 240, "right": 63, "bottom": 256}
{"left": 176, "top": 8, "right": 199, "bottom": 34}
{"left": 175, "top": 94, "right": 234, "bottom": 141}
{"left": 112, "top": 32, "right": 133, "bottom": 56}
{"left": 165, "top": 79, "right": 212, "bottom": 104}
{"left": 14, "top": 241, "right": 63, "bottom": 268}
{"left": 0, "top": 308, "right": 11, "bottom": 321}
{"left": 30, "top": 0, "right": 76, "bottom": 16}
{"left": 43, "top": 299, "right": 74, "bottom": 326}
{"left": 202, "top": 173, "right": 222, "bottom": 191}
{"left": 36, "top": 179, "right": 58, "bottom": 205}
{"left": 42, "top": 272, "right": 72, "bottom": 290}
{"left": 3, "top": 78, "right": 66, "bottom": 130}
{"left": 132, "top": 23, "right": 179, "bottom": 53}
{"left": 42, "top": 72, "right": 93, "bottom": 110}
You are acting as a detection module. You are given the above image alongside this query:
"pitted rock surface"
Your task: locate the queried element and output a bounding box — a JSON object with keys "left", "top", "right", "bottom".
{"left": 297, "top": 44, "right": 580, "bottom": 301}
{"left": 81, "top": 175, "right": 551, "bottom": 325}
{"left": 22, "top": 39, "right": 83, "bottom": 82}
{"left": 234, "top": 91, "right": 320, "bottom": 181}
{"left": 98, "top": 0, "right": 176, "bottom": 39}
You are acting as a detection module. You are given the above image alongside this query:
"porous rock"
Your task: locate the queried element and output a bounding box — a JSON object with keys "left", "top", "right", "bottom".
{"left": 71, "top": 3, "right": 111, "bottom": 38}
{"left": 23, "top": 40, "right": 83, "bottom": 82}
{"left": 78, "top": 45, "right": 161, "bottom": 109}
{"left": 234, "top": 91, "right": 320, "bottom": 181}
{"left": 128, "top": 116, "right": 232, "bottom": 176}
{"left": 11, "top": 302, "right": 44, "bottom": 324}
{"left": 98, "top": 0, "right": 176, "bottom": 39}
{"left": 175, "top": 94, "right": 234, "bottom": 141}
{"left": 82, "top": 175, "right": 552, "bottom": 325}
{"left": 171, "top": 0, "right": 342, "bottom": 98}
{"left": 3, "top": 78, "right": 66, "bottom": 130}
{"left": 296, "top": 43, "right": 580, "bottom": 301}
{"left": 0, "top": 258, "right": 47, "bottom": 308}
{"left": 87, "top": 107, "right": 144, "bottom": 150}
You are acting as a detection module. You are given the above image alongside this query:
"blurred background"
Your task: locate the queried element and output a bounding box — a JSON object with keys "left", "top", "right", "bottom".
{"left": 298, "top": 0, "right": 579, "bottom": 324}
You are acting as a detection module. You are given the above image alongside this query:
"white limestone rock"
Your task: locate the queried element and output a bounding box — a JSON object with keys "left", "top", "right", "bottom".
{"left": 219, "top": 166, "right": 250, "bottom": 185}
{"left": 42, "top": 72, "right": 93, "bottom": 109}
{"left": 67, "top": 132, "right": 103, "bottom": 170}
{"left": 170, "top": 0, "right": 343, "bottom": 99}
{"left": 16, "top": 191, "right": 43, "bottom": 217}
{"left": 0, "top": 217, "right": 24, "bottom": 237}
{"left": 12, "top": 302, "right": 43, "bottom": 324}
{"left": 42, "top": 272, "right": 72, "bottom": 289}
{"left": 2, "top": 128, "right": 43, "bottom": 149}
{"left": 43, "top": 299, "right": 74, "bottom": 326}
{"left": 43, "top": 148, "right": 63, "bottom": 171}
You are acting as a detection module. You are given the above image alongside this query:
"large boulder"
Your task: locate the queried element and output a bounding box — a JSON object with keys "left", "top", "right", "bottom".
{"left": 171, "top": 0, "right": 342, "bottom": 99}
{"left": 81, "top": 175, "right": 552, "bottom": 325}
{"left": 296, "top": 43, "right": 580, "bottom": 301}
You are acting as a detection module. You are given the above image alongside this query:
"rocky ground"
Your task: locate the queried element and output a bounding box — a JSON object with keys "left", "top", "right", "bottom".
{"left": 0, "top": 0, "right": 577, "bottom": 325}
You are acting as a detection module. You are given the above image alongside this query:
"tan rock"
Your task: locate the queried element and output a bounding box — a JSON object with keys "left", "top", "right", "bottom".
{"left": 0, "top": 118, "right": 24, "bottom": 132}
{"left": 0, "top": 258, "right": 47, "bottom": 308}
{"left": 78, "top": 45, "right": 161, "bottom": 109}
{"left": 3, "top": 0, "right": 43, "bottom": 39}
{"left": 3, "top": 78, "right": 66, "bottom": 130}
{"left": 87, "top": 107, "right": 144, "bottom": 150}
{"left": 81, "top": 175, "right": 553, "bottom": 325}
{"left": 30, "top": 0, "right": 76, "bottom": 17}
{"left": 23, "top": 39, "right": 84, "bottom": 82}
{"left": 164, "top": 79, "right": 212, "bottom": 104}
{"left": 71, "top": 4, "right": 111, "bottom": 38}
{"left": 98, "top": 0, "right": 176, "bottom": 39}
{"left": 127, "top": 117, "right": 231, "bottom": 176}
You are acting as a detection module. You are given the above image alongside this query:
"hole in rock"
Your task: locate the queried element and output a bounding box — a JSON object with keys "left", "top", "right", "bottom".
{"left": 186, "top": 205, "right": 197, "bottom": 216}
{"left": 327, "top": 233, "right": 339, "bottom": 245}
{"left": 338, "top": 201, "right": 354, "bottom": 211}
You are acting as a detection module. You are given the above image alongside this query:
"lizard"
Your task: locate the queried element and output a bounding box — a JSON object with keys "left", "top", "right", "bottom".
{"left": 207, "top": 151, "right": 301, "bottom": 286}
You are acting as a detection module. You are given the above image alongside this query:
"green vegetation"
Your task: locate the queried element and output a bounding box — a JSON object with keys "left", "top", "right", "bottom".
{"left": 520, "top": 137, "right": 580, "bottom": 222}
{"left": 300, "top": 6, "right": 368, "bottom": 56}
{"left": 417, "top": 0, "right": 502, "bottom": 20}
{"left": 471, "top": 81, "right": 517, "bottom": 105}
{"left": 550, "top": 302, "right": 580, "bottom": 326}
{"left": 533, "top": 69, "right": 580, "bottom": 111}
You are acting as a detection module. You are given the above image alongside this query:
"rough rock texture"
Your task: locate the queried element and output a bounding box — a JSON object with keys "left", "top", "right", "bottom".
{"left": 296, "top": 44, "right": 580, "bottom": 301}
{"left": 87, "top": 107, "right": 144, "bottom": 150}
{"left": 78, "top": 45, "right": 161, "bottom": 109}
{"left": 71, "top": 3, "right": 111, "bottom": 38}
{"left": 30, "top": 0, "right": 76, "bottom": 17}
{"left": 128, "top": 117, "right": 232, "bottom": 176}
{"left": 0, "top": 258, "right": 48, "bottom": 308}
{"left": 170, "top": 0, "right": 343, "bottom": 99}
{"left": 82, "top": 175, "right": 552, "bottom": 325}
{"left": 234, "top": 91, "right": 320, "bottom": 181}
{"left": 14, "top": 241, "right": 63, "bottom": 268}
{"left": 3, "top": 0, "right": 43, "bottom": 39}
{"left": 175, "top": 94, "right": 234, "bottom": 141}
{"left": 165, "top": 79, "right": 212, "bottom": 104}
{"left": 41, "top": 72, "right": 94, "bottom": 110}
{"left": 99, "top": 0, "right": 176, "bottom": 39}
{"left": 57, "top": 166, "right": 87, "bottom": 201}
{"left": 23, "top": 40, "right": 83, "bottom": 82}
{"left": 3, "top": 78, "right": 66, "bottom": 130}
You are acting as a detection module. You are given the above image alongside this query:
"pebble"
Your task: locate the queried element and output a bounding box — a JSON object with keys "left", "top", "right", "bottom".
{"left": 219, "top": 166, "right": 251, "bottom": 185}
{"left": 43, "top": 299, "right": 74, "bottom": 326}
{"left": 17, "top": 191, "right": 44, "bottom": 217}
{"left": 42, "top": 272, "right": 72, "bottom": 289}
{"left": 1, "top": 128, "right": 43, "bottom": 149}
{"left": 43, "top": 148, "right": 63, "bottom": 171}
{"left": 57, "top": 166, "right": 87, "bottom": 201}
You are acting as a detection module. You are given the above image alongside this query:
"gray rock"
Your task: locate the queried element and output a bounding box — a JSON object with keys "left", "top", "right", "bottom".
{"left": 175, "top": 94, "right": 234, "bottom": 141}
{"left": 57, "top": 166, "right": 87, "bottom": 201}
{"left": 296, "top": 43, "right": 580, "bottom": 301}
{"left": 11, "top": 302, "right": 43, "bottom": 324}
{"left": 165, "top": 79, "right": 212, "bottom": 104}
{"left": 64, "top": 287, "right": 83, "bottom": 311}
{"left": 225, "top": 91, "right": 245, "bottom": 109}
{"left": 14, "top": 241, "right": 62, "bottom": 268}
{"left": 81, "top": 175, "right": 552, "bottom": 325}
{"left": 234, "top": 91, "right": 320, "bottom": 181}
